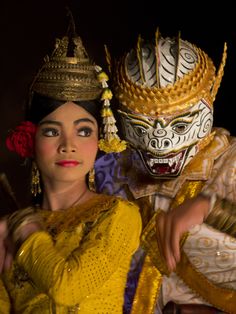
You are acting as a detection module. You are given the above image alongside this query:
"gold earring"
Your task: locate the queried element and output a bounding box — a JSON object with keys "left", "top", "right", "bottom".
{"left": 31, "top": 162, "right": 42, "bottom": 197}
{"left": 88, "top": 168, "right": 96, "bottom": 192}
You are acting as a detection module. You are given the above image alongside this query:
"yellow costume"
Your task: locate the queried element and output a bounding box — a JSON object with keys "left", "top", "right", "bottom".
{"left": 0, "top": 194, "right": 141, "bottom": 313}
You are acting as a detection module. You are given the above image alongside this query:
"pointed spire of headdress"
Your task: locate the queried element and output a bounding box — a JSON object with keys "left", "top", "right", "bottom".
{"left": 155, "top": 27, "right": 160, "bottom": 87}
{"left": 210, "top": 42, "right": 227, "bottom": 103}
{"left": 136, "top": 34, "right": 145, "bottom": 84}
{"left": 104, "top": 44, "right": 112, "bottom": 74}
{"left": 174, "top": 31, "right": 181, "bottom": 83}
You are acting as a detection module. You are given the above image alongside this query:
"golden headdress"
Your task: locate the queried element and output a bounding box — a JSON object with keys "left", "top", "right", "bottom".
{"left": 111, "top": 30, "right": 227, "bottom": 117}
{"left": 30, "top": 14, "right": 126, "bottom": 153}
{"left": 32, "top": 35, "right": 102, "bottom": 102}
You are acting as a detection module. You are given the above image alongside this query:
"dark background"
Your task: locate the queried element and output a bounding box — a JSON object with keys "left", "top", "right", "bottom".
{"left": 0, "top": 0, "right": 235, "bottom": 208}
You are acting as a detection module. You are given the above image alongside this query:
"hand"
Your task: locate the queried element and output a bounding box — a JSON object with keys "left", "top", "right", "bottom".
{"left": 4, "top": 221, "right": 42, "bottom": 273}
{"left": 0, "top": 210, "right": 43, "bottom": 273}
{"left": 14, "top": 221, "right": 42, "bottom": 245}
{"left": 2, "top": 236, "right": 14, "bottom": 272}
{"left": 7, "top": 207, "right": 44, "bottom": 253}
{"left": 156, "top": 194, "right": 210, "bottom": 272}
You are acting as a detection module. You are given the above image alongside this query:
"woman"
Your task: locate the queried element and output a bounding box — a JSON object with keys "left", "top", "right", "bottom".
{"left": 0, "top": 29, "right": 141, "bottom": 313}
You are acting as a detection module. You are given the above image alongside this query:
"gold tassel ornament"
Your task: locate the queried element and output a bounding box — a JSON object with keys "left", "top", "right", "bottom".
{"left": 31, "top": 162, "right": 42, "bottom": 197}
{"left": 95, "top": 65, "right": 127, "bottom": 153}
{"left": 88, "top": 168, "right": 96, "bottom": 192}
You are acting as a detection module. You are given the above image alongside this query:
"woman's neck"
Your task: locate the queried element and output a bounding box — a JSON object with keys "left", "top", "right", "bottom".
{"left": 41, "top": 180, "right": 95, "bottom": 211}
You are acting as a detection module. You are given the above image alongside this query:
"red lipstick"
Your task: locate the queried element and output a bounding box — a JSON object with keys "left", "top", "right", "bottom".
{"left": 56, "top": 160, "right": 80, "bottom": 167}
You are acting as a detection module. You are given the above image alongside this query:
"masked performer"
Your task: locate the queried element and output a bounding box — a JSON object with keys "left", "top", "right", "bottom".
{"left": 95, "top": 31, "right": 236, "bottom": 313}
{"left": 0, "top": 22, "right": 141, "bottom": 313}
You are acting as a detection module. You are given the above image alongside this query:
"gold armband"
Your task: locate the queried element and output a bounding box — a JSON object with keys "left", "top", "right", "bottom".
{"left": 205, "top": 197, "right": 236, "bottom": 237}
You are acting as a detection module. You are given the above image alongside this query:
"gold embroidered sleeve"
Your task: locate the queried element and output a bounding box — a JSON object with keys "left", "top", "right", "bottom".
{"left": 16, "top": 199, "right": 141, "bottom": 306}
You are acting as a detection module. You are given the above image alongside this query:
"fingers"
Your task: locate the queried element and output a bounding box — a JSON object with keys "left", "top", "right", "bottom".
{"left": 156, "top": 212, "right": 165, "bottom": 261}
{"left": 155, "top": 196, "right": 208, "bottom": 275}
{"left": 4, "top": 251, "right": 13, "bottom": 271}
{"left": 3, "top": 237, "right": 14, "bottom": 271}
{"left": 163, "top": 214, "right": 177, "bottom": 272}
{"left": 170, "top": 223, "right": 181, "bottom": 264}
{"left": 156, "top": 212, "right": 177, "bottom": 273}
{"left": 0, "top": 220, "right": 7, "bottom": 237}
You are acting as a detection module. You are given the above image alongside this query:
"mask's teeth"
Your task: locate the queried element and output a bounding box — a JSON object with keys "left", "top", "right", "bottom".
{"left": 149, "top": 158, "right": 155, "bottom": 166}
{"left": 169, "top": 158, "right": 174, "bottom": 167}
{"left": 147, "top": 150, "right": 184, "bottom": 173}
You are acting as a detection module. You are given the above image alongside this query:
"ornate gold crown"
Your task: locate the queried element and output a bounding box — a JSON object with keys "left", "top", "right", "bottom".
{"left": 31, "top": 24, "right": 126, "bottom": 153}
{"left": 111, "top": 32, "right": 227, "bottom": 116}
{"left": 32, "top": 35, "right": 102, "bottom": 101}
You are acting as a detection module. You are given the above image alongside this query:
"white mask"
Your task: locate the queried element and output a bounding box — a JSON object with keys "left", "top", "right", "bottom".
{"left": 119, "top": 100, "right": 213, "bottom": 178}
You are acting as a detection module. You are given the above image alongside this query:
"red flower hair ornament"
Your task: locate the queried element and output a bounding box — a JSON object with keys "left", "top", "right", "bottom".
{"left": 6, "top": 121, "right": 37, "bottom": 158}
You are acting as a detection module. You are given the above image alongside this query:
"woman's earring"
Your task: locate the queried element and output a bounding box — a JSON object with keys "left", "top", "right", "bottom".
{"left": 31, "top": 162, "right": 42, "bottom": 197}
{"left": 88, "top": 168, "right": 96, "bottom": 192}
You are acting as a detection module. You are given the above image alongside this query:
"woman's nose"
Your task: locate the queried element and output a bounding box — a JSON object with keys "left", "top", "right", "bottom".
{"left": 58, "top": 138, "right": 77, "bottom": 153}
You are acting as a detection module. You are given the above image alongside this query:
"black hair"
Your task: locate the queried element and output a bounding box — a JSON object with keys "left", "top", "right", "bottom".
{"left": 26, "top": 93, "right": 102, "bottom": 128}
{"left": 27, "top": 92, "right": 103, "bottom": 206}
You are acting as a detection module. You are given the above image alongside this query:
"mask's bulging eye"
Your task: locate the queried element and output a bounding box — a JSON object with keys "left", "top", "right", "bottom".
{"left": 172, "top": 123, "right": 189, "bottom": 134}
{"left": 133, "top": 126, "right": 147, "bottom": 136}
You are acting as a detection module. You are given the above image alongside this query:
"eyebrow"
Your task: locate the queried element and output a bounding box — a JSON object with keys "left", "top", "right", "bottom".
{"left": 39, "top": 118, "right": 96, "bottom": 126}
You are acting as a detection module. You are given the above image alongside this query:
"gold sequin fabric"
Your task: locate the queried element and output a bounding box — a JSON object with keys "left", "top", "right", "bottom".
{"left": 0, "top": 194, "right": 142, "bottom": 313}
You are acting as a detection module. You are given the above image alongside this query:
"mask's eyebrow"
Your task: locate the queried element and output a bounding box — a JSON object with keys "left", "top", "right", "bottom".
{"left": 120, "top": 112, "right": 155, "bottom": 127}
{"left": 154, "top": 109, "right": 203, "bottom": 127}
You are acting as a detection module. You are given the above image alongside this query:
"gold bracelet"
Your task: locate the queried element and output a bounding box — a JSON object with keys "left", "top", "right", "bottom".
{"left": 205, "top": 197, "right": 236, "bottom": 237}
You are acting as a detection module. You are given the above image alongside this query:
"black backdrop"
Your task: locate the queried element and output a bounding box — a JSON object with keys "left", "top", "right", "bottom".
{"left": 0, "top": 0, "right": 235, "bottom": 208}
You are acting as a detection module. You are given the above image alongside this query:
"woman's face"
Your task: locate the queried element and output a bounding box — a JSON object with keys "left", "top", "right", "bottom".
{"left": 35, "top": 102, "right": 98, "bottom": 186}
